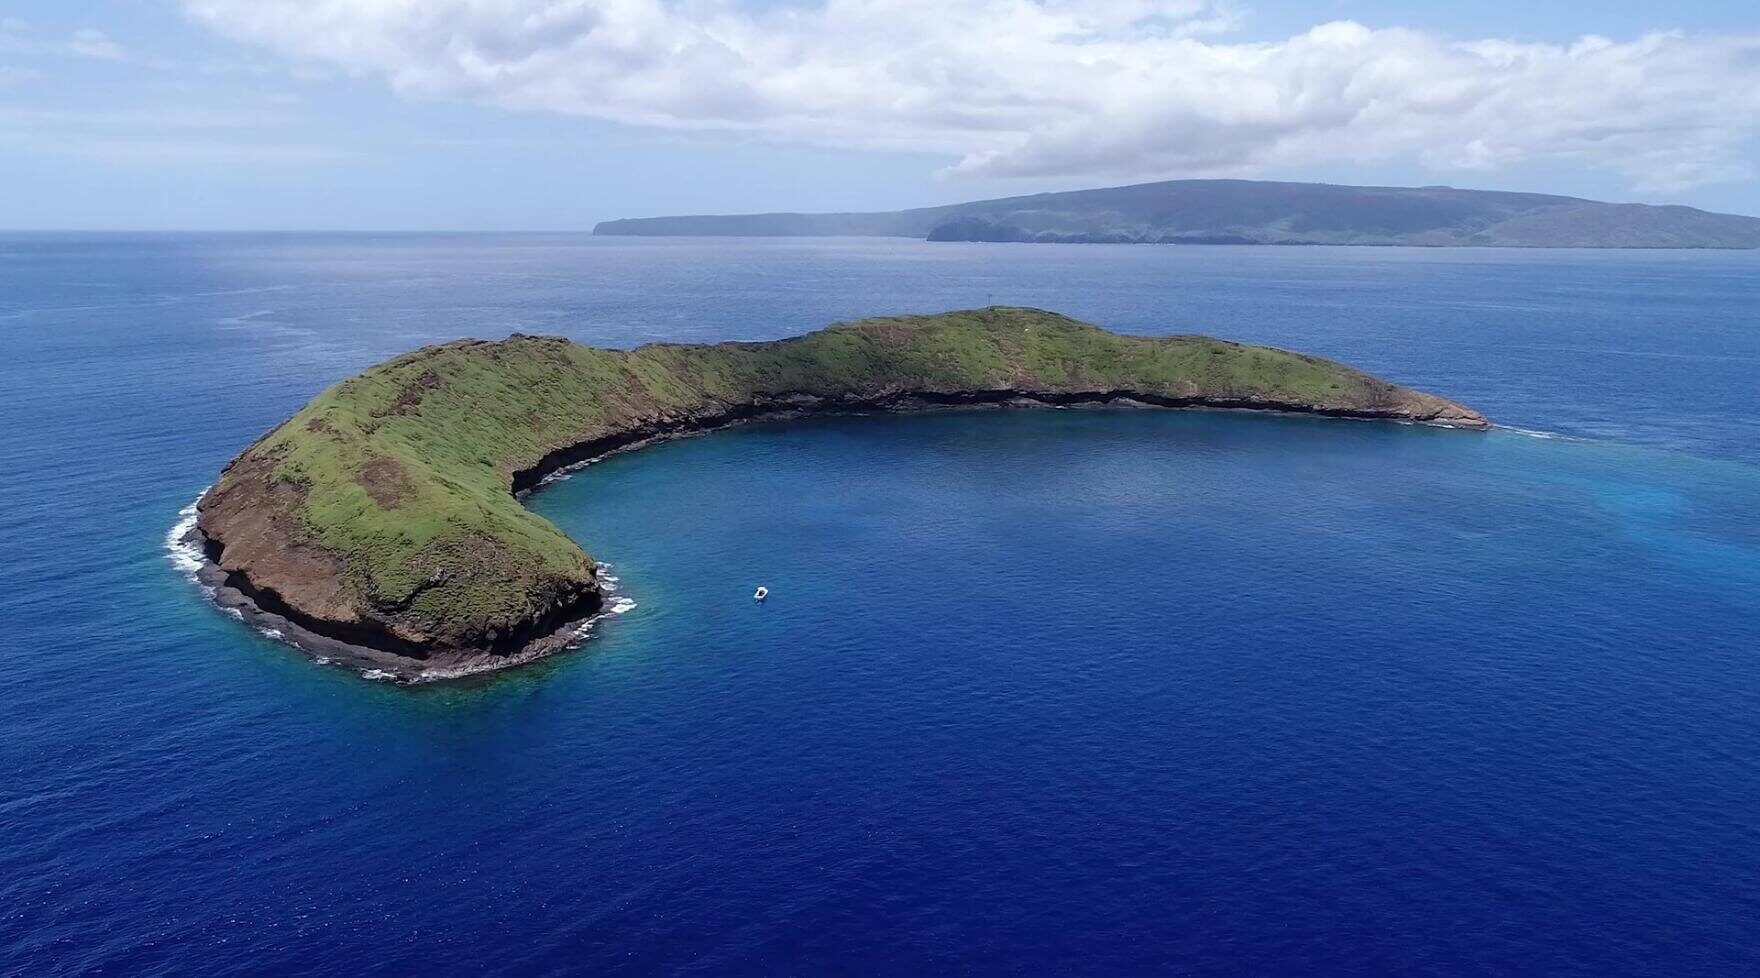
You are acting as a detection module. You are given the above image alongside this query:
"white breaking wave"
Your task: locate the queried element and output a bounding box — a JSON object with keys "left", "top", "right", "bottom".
{"left": 164, "top": 491, "right": 210, "bottom": 592}
{"left": 559, "top": 564, "right": 639, "bottom": 649}
{"left": 596, "top": 563, "right": 635, "bottom": 614}
{"left": 168, "top": 507, "right": 639, "bottom": 679}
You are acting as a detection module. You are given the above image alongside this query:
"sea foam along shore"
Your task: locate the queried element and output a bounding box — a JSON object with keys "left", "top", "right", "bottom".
{"left": 169, "top": 492, "right": 636, "bottom": 683}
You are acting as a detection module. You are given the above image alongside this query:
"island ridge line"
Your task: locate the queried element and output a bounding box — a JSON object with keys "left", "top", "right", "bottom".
{"left": 193, "top": 307, "right": 1488, "bottom": 681}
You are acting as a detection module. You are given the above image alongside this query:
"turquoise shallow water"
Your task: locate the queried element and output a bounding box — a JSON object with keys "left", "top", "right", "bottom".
{"left": 2, "top": 236, "right": 1759, "bottom": 975}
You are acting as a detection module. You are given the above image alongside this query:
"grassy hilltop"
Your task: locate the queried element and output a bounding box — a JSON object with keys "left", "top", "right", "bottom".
{"left": 196, "top": 307, "right": 1486, "bottom": 675}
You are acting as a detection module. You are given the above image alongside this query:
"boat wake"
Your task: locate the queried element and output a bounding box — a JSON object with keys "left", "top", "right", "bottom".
{"left": 1501, "top": 425, "right": 1575, "bottom": 441}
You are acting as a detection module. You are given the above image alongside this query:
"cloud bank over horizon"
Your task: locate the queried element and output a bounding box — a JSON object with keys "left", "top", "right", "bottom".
{"left": 168, "top": 1, "right": 1760, "bottom": 193}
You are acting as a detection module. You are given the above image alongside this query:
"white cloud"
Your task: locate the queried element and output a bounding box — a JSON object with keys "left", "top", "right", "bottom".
{"left": 0, "top": 64, "right": 41, "bottom": 86}
{"left": 0, "top": 105, "right": 299, "bottom": 131}
{"left": 0, "top": 101, "right": 351, "bottom": 166}
{"left": 65, "top": 28, "right": 130, "bottom": 62}
{"left": 2, "top": 133, "right": 354, "bottom": 165}
{"left": 0, "top": 21, "right": 178, "bottom": 69}
{"left": 179, "top": 0, "right": 1760, "bottom": 190}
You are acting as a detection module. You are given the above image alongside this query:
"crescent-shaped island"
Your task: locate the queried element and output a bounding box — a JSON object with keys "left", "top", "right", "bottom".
{"left": 191, "top": 307, "right": 1488, "bottom": 681}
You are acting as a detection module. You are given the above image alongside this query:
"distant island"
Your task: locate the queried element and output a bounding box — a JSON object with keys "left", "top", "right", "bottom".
{"left": 594, "top": 178, "right": 1760, "bottom": 249}
{"left": 192, "top": 307, "right": 1487, "bottom": 681}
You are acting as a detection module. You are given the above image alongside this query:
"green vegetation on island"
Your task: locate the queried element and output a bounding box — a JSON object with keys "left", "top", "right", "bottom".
{"left": 195, "top": 307, "right": 1487, "bottom": 678}
{"left": 594, "top": 178, "right": 1760, "bottom": 248}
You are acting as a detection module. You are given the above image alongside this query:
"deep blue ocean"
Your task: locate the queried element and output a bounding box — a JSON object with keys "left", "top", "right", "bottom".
{"left": 2, "top": 235, "right": 1758, "bottom": 976}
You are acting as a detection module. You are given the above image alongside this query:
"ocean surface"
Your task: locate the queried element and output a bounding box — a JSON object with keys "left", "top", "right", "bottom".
{"left": 2, "top": 235, "right": 1758, "bottom": 976}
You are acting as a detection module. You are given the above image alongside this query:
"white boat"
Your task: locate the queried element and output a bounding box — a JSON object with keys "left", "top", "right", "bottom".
{"left": 753, "top": 586, "right": 769, "bottom": 602}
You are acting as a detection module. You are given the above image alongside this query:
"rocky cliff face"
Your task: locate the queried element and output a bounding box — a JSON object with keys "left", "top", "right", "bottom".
{"left": 194, "top": 308, "right": 1487, "bottom": 680}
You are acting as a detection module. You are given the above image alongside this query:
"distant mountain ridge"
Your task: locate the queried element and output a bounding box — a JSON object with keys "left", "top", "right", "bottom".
{"left": 593, "top": 179, "right": 1760, "bottom": 249}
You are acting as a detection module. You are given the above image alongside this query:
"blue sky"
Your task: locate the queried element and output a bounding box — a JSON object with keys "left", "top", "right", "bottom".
{"left": 2, "top": 0, "right": 1757, "bottom": 230}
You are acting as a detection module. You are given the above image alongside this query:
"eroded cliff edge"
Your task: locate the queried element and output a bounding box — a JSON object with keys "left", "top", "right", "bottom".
{"left": 193, "top": 307, "right": 1488, "bottom": 680}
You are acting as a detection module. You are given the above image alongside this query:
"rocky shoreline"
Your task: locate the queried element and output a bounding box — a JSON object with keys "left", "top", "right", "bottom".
{"left": 185, "top": 537, "right": 602, "bottom": 683}
{"left": 509, "top": 387, "right": 1490, "bottom": 494}
{"left": 173, "top": 503, "right": 622, "bottom": 683}
{"left": 188, "top": 393, "right": 1485, "bottom": 683}
{"left": 186, "top": 308, "right": 1490, "bottom": 684}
